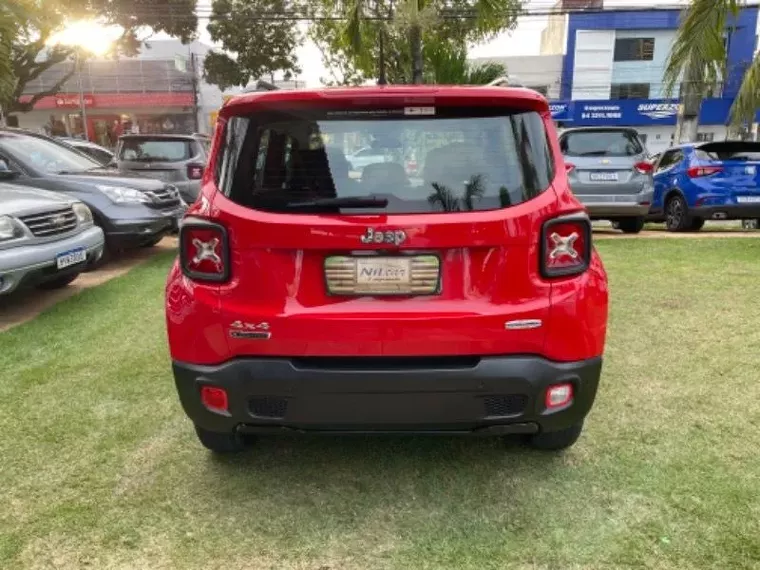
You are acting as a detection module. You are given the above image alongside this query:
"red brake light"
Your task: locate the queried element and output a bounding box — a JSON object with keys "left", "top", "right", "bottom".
{"left": 634, "top": 161, "right": 653, "bottom": 174}
{"left": 541, "top": 215, "right": 592, "bottom": 278}
{"left": 187, "top": 163, "right": 205, "bottom": 180}
{"left": 179, "top": 220, "right": 229, "bottom": 282}
{"left": 564, "top": 162, "right": 576, "bottom": 174}
{"left": 200, "top": 385, "right": 228, "bottom": 413}
{"left": 687, "top": 165, "right": 723, "bottom": 178}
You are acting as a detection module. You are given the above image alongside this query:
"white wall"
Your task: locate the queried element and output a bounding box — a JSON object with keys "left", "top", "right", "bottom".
{"left": 571, "top": 30, "right": 615, "bottom": 100}
{"left": 468, "top": 55, "right": 564, "bottom": 99}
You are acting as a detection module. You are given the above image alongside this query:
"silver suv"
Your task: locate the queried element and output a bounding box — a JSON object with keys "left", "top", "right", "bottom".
{"left": 0, "top": 177, "right": 104, "bottom": 295}
{"left": 113, "top": 134, "right": 211, "bottom": 205}
{"left": 559, "top": 127, "right": 654, "bottom": 234}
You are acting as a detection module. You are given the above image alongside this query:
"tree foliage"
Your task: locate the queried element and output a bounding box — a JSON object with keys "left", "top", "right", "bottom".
{"left": 311, "top": 0, "right": 522, "bottom": 85}
{"left": 204, "top": 0, "right": 302, "bottom": 91}
{"left": 664, "top": 0, "right": 758, "bottom": 127}
{"left": 1, "top": 0, "right": 197, "bottom": 113}
{"left": 425, "top": 43, "right": 506, "bottom": 84}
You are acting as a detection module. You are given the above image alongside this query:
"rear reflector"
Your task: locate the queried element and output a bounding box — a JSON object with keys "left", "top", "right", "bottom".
{"left": 634, "top": 161, "right": 653, "bottom": 174}
{"left": 179, "top": 219, "right": 230, "bottom": 282}
{"left": 200, "top": 386, "right": 228, "bottom": 413}
{"left": 540, "top": 215, "right": 592, "bottom": 278}
{"left": 564, "top": 162, "right": 576, "bottom": 174}
{"left": 687, "top": 165, "right": 723, "bottom": 178}
{"left": 546, "top": 383, "right": 573, "bottom": 409}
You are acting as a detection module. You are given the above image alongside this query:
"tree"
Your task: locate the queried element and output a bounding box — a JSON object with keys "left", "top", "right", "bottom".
{"left": 204, "top": 0, "right": 302, "bottom": 90}
{"left": 425, "top": 44, "right": 506, "bottom": 84}
{"left": 1, "top": 0, "right": 197, "bottom": 114}
{"left": 664, "top": 0, "right": 759, "bottom": 132}
{"left": 310, "top": 0, "right": 523, "bottom": 85}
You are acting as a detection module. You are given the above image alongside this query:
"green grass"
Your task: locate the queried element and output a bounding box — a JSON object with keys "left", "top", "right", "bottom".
{"left": 2, "top": 241, "right": 760, "bottom": 569}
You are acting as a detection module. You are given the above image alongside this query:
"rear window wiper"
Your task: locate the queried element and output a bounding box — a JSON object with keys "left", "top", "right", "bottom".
{"left": 284, "top": 196, "right": 389, "bottom": 209}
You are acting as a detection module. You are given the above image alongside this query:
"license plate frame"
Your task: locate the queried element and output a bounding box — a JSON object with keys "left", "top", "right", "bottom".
{"left": 736, "top": 196, "right": 760, "bottom": 204}
{"left": 589, "top": 172, "right": 619, "bottom": 182}
{"left": 324, "top": 254, "right": 441, "bottom": 296}
{"left": 55, "top": 247, "right": 87, "bottom": 270}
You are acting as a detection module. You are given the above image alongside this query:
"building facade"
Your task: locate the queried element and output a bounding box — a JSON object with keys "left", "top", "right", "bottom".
{"left": 551, "top": 6, "right": 760, "bottom": 153}
{"left": 468, "top": 55, "right": 564, "bottom": 99}
{"left": 13, "top": 40, "right": 224, "bottom": 147}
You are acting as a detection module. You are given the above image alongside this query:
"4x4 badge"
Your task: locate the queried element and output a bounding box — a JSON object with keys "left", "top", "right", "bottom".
{"left": 360, "top": 228, "right": 406, "bottom": 246}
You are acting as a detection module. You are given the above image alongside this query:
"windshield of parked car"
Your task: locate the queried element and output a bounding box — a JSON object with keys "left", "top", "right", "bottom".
{"left": 216, "top": 106, "right": 554, "bottom": 214}
{"left": 0, "top": 134, "right": 101, "bottom": 174}
{"left": 561, "top": 130, "right": 643, "bottom": 157}
{"left": 119, "top": 139, "right": 193, "bottom": 162}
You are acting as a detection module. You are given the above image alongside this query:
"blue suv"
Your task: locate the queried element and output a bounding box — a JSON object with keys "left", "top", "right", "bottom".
{"left": 649, "top": 141, "right": 760, "bottom": 231}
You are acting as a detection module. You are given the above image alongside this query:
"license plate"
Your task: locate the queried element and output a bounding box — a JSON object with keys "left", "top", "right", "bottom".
{"left": 56, "top": 247, "right": 87, "bottom": 269}
{"left": 736, "top": 196, "right": 760, "bottom": 203}
{"left": 325, "top": 255, "right": 440, "bottom": 295}
{"left": 589, "top": 172, "right": 619, "bottom": 182}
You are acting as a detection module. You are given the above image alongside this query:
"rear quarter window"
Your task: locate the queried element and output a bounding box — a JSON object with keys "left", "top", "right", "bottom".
{"left": 560, "top": 130, "right": 644, "bottom": 157}
{"left": 214, "top": 105, "right": 554, "bottom": 214}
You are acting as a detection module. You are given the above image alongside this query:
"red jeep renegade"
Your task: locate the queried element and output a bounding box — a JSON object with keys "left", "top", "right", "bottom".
{"left": 165, "top": 86, "right": 609, "bottom": 453}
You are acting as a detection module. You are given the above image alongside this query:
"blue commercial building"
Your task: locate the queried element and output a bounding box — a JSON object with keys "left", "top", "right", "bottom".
{"left": 547, "top": 6, "right": 759, "bottom": 153}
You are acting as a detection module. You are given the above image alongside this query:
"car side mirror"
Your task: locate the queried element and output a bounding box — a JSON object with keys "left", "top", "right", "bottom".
{"left": 0, "top": 160, "right": 19, "bottom": 180}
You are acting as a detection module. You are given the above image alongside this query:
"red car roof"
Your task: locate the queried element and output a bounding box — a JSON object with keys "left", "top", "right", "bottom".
{"left": 221, "top": 85, "right": 549, "bottom": 116}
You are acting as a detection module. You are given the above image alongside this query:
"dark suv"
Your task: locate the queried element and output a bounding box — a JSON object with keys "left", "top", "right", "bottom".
{"left": 165, "top": 86, "right": 609, "bottom": 454}
{"left": 114, "top": 134, "right": 211, "bottom": 205}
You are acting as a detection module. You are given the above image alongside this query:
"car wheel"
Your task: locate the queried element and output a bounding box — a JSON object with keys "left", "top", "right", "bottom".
{"left": 617, "top": 217, "right": 645, "bottom": 234}
{"left": 37, "top": 272, "right": 80, "bottom": 290}
{"left": 194, "top": 425, "right": 248, "bottom": 454}
{"left": 687, "top": 218, "right": 705, "bottom": 232}
{"left": 528, "top": 422, "right": 584, "bottom": 451}
{"left": 665, "top": 194, "right": 690, "bottom": 232}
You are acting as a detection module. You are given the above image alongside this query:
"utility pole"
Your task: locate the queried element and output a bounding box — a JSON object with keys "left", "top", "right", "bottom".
{"left": 189, "top": 52, "right": 200, "bottom": 133}
{"left": 75, "top": 51, "right": 89, "bottom": 140}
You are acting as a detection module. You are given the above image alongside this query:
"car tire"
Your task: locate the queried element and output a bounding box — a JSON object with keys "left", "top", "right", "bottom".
{"left": 37, "top": 272, "right": 80, "bottom": 290}
{"left": 687, "top": 218, "right": 705, "bottom": 232}
{"left": 665, "top": 194, "right": 690, "bottom": 232}
{"left": 528, "top": 422, "right": 584, "bottom": 451}
{"left": 617, "top": 217, "right": 645, "bottom": 234}
{"left": 194, "top": 425, "right": 247, "bottom": 454}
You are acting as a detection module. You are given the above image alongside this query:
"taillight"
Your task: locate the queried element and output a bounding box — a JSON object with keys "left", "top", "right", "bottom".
{"left": 187, "top": 163, "right": 205, "bottom": 180}
{"left": 200, "top": 385, "right": 229, "bottom": 414}
{"left": 179, "top": 219, "right": 229, "bottom": 282}
{"left": 687, "top": 165, "right": 723, "bottom": 178}
{"left": 634, "top": 161, "right": 653, "bottom": 174}
{"left": 540, "top": 215, "right": 592, "bottom": 278}
{"left": 564, "top": 162, "right": 576, "bottom": 174}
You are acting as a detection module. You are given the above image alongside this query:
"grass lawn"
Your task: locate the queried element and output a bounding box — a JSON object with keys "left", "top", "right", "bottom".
{"left": 1, "top": 240, "right": 760, "bottom": 569}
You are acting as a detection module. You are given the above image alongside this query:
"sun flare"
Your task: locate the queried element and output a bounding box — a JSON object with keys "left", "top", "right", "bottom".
{"left": 48, "top": 20, "right": 122, "bottom": 56}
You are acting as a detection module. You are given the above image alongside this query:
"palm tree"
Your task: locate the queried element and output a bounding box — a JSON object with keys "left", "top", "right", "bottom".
{"left": 0, "top": 3, "right": 18, "bottom": 118}
{"left": 426, "top": 45, "right": 507, "bottom": 84}
{"left": 664, "top": 0, "right": 759, "bottom": 128}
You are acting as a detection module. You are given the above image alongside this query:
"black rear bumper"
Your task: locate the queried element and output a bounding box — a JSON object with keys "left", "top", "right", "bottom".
{"left": 172, "top": 356, "right": 603, "bottom": 436}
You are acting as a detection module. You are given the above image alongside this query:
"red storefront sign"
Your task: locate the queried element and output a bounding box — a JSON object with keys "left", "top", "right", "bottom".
{"left": 54, "top": 94, "right": 95, "bottom": 108}
{"left": 20, "top": 92, "right": 194, "bottom": 110}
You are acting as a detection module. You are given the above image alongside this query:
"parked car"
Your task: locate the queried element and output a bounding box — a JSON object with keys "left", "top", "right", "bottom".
{"left": 165, "top": 85, "right": 610, "bottom": 454}
{"left": 346, "top": 146, "right": 392, "bottom": 174}
{"left": 113, "top": 134, "right": 211, "bottom": 204}
{"left": 0, "top": 129, "right": 186, "bottom": 256}
{"left": 559, "top": 127, "right": 654, "bottom": 234}
{"left": 648, "top": 141, "right": 760, "bottom": 231}
{"left": 56, "top": 137, "right": 114, "bottom": 166}
{"left": 0, "top": 177, "right": 104, "bottom": 294}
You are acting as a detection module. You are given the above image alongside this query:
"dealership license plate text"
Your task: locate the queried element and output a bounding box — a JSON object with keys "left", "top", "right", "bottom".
{"left": 589, "top": 172, "right": 619, "bottom": 182}
{"left": 737, "top": 196, "right": 760, "bottom": 203}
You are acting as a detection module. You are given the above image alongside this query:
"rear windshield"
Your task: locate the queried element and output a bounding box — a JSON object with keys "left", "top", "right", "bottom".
{"left": 696, "top": 142, "right": 760, "bottom": 161}
{"left": 215, "top": 106, "right": 554, "bottom": 214}
{"left": 560, "top": 130, "right": 643, "bottom": 157}
{"left": 119, "top": 139, "right": 193, "bottom": 162}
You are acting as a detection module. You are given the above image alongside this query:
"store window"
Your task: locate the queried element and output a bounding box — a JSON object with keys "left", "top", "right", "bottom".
{"left": 610, "top": 83, "right": 651, "bottom": 99}
{"left": 614, "top": 38, "right": 655, "bottom": 61}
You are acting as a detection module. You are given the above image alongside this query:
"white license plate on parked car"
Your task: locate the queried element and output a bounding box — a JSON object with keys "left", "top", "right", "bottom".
{"left": 589, "top": 172, "right": 619, "bottom": 182}
{"left": 736, "top": 196, "right": 760, "bottom": 203}
{"left": 56, "top": 247, "right": 87, "bottom": 269}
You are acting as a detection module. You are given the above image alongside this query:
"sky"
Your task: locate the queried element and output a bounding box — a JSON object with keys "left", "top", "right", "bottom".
{"left": 192, "top": 0, "right": 691, "bottom": 87}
